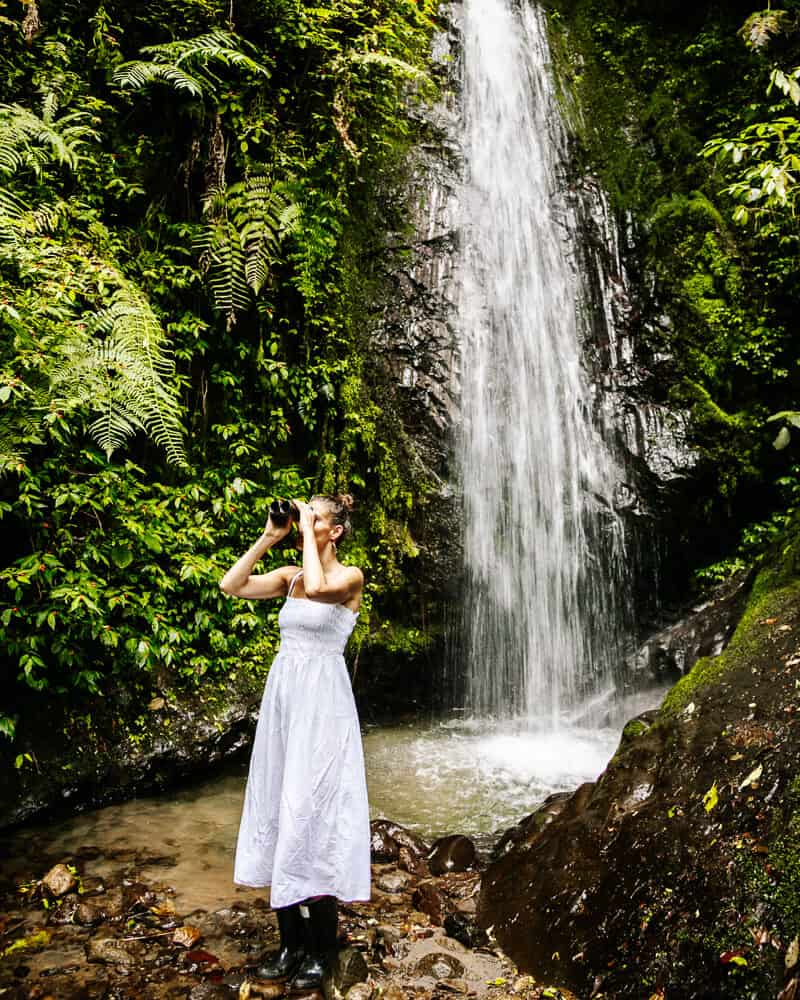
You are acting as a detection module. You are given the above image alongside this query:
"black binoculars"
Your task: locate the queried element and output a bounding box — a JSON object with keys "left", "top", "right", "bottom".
{"left": 269, "top": 499, "right": 300, "bottom": 527}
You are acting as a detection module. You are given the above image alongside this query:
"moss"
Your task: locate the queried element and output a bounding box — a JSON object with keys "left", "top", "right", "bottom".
{"left": 661, "top": 521, "right": 800, "bottom": 718}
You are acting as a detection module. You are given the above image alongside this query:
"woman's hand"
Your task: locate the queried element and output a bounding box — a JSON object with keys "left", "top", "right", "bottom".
{"left": 263, "top": 512, "right": 293, "bottom": 541}
{"left": 293, "top": 499, "right": 316, "bottom": 534}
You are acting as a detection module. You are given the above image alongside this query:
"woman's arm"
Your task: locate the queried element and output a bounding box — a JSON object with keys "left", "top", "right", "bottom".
{"left": 296, "top": 501, "right": 363, "bottom": 604}
{"left": 219, "top": 522, "right": 295, "bottom": 600}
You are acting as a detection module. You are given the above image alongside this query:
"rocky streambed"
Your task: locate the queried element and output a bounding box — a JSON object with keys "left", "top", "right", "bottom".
{"left": 0, "top": 821, "right": 576, "bottom": 1000}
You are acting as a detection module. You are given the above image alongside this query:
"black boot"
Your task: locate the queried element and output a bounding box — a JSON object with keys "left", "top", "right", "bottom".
{"left": 254, "top": 903, "right": 305, "bottom": 981}
{"left": 289, "top": 896, "right": 339, "bottom": 992}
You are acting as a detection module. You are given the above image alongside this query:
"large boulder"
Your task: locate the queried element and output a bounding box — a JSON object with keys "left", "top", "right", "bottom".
{"left": 479, "top": 535, "right": 800, "bottom": 999}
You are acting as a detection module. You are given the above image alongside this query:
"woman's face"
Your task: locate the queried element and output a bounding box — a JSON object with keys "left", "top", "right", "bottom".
{"left": 296, "top": 501, "right": 340, "bottom": 551}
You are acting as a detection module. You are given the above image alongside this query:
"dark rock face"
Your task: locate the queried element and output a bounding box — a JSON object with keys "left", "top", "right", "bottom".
{"left": 0, "top": 672, "right": 263, "bottom": 829}
{"left": 478, "top": 557, "right": 800, "bottom": 999}
{"left": 631, "top": 569, "right": 754, "bottom": 683}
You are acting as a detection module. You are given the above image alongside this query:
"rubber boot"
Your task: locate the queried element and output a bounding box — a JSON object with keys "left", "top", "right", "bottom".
{"left": 254, "top": 903, "right": 305, "bottom": 981}
{"left": 289, "top": 897, "right": 339, "bottom": 992}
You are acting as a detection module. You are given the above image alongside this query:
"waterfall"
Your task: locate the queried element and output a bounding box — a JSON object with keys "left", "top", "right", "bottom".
{"left": 452, "top": 0, "right": 629, "bottom": 723}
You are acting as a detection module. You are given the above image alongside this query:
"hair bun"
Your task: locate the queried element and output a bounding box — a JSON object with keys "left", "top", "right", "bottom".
{"left": 336, "top": 493, "right": 355, "bottom": 512}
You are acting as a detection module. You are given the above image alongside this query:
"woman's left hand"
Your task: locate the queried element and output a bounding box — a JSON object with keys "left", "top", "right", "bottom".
{"left": 293, "top": 499, "right": 316, "bottom": 533}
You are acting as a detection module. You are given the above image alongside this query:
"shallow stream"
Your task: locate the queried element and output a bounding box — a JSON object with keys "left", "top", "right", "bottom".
{"left": 3, "top": 689, "right": 665, "bottom": 914}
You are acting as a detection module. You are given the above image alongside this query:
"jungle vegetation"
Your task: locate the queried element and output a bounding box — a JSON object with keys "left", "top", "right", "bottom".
{"left": 3, "top": 0, "right": 800, "bottom": 754}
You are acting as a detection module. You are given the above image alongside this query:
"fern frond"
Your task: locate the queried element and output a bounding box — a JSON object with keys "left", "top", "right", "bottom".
{"left": 0, "top": 101, "right": 98, "bottom": 176}
{"left": 346, "top": 50, "right": 430, "bottom": 82}
{"left": 112, "top": 61, "right": 205, "bottom": 98}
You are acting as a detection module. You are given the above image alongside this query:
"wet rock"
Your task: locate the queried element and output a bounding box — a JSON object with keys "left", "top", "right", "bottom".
{"left": 427, "top": 836, "right": 476, "bottom": 876}
{"left": 324, "top": 946, "right": 369, "bottom": 1000}
{"left": 415, "top": 952, "right": 466, "bottom": 980}
{"left": 345, "top": 983, "right": 373, "bottom": 1000}
{"left": 398, "top": 846, "right": 430, "bottom": 877}
{"left": 491, "top": 787, "right": 591, "bottom": 860}
{"left": 370, "top": 819, "right": 429, "bottom": 863}
{"left": 48, "top": 891, "right": 80, "bottom": 924}
{"left": 85, "top": 936, "right": 144, "bottom": 966}
{"left": 375, "top": 870, "right": 411, "bottom": 894}
{"left": 75, "top": 902, "right": 105, "bottom": 927}
{"left": 80, "top": 875, "right": 106, "bottom": 896}
{"left": 630, "top": 570, "right": 754, "bottom": 683}
{"left": 478, "top": 553, "right": 800, "bottom": 998}
{"left": 41, "top": 863, "right": 76, "bottom": 897}
{"left": 189, "top": 985, "right": 231, "bottom": 1000}
{"left": 378, "top": 923, "right": 403, "bottom": 948}
{"left": 443, "top": 911, "right": 488, "bottom": 950}
{"left": 412, "top": 882, "right": 446, "bottom": 925}
{"left": 381, "top": 986, "right": 408, "bottom": 1000}
{"left": 100, "top": 886, "right": 126, "bottom": 919}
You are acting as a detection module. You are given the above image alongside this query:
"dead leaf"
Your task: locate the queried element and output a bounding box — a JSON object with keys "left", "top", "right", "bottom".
{"left": 739, "top": 764, "right": 763, "bottom": 790}
{"left": 173, "top": 925, "right": 202, "bottom": 949}
{"left": 787, "top": 937, "right": 799, "bottom": 971}
{"left": 148, "top": 697, "right": 165, "bottom": 710}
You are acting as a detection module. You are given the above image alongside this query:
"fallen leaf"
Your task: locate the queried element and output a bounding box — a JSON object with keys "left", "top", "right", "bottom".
{"left": 186, "top": 949, "right": 218, "bottom": 964}
{"left": 739, "top": 764, "right": 763, "bottom": 790}
{"left": 704, "top": 783, "right": 719, "bottom": 813}
{"left": 173, "top": 925, "right": 202, "bottom": 949}
{"left": 787, "top": 937, "right": 799, "bottom": 971}
{"left": 148, "top": 697, "right": 165, "bottom": 710}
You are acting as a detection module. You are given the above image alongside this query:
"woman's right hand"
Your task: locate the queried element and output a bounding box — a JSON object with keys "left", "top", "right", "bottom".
{"left": 263, "top": 512, "right": 293, "bottom": 540}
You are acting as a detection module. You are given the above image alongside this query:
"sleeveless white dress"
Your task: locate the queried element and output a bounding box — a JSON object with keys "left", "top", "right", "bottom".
{"left": 233, "top": 572, "right": 371, "bottom": 908}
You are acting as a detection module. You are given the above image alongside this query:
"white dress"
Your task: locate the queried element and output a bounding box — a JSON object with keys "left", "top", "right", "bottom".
{"left": 233, "top": 572, "right": 371, "bottom": 908}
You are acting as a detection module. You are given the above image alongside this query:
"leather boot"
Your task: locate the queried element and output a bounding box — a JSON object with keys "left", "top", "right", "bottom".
{"left": 254, "top": 903, "right": 305, "bottom": 981}
{"left": 289, "top": 896, "right": 339, "bottom": 992}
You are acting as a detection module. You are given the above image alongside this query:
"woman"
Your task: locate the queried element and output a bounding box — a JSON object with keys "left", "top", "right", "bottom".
{"left": 219, "top": 494, "right": 370, "bottom": 989}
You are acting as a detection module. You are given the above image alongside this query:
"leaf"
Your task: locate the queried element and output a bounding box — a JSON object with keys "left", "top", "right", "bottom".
{"left": 774, "top": 426, "right": 792, "bottom": 450}
{"left": 739, "top": 764, "right": 763, "bottom": 790}
{"left": 110, "top": 545, "right": 133, "bottom": 569}
{"left": 704, "top": 782, "right": 719, "bottom": 812}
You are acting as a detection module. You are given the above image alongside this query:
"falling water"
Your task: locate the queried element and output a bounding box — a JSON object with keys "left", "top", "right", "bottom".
{"left": 454, "top": 0, "right": 629, "bottom": 723}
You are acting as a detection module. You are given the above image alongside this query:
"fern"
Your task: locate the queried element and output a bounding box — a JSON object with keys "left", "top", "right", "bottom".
{"left": 113, "top": 30, "right": 269, "bottom": 99}
{"left": 0, "top": 98, "right": 98, "bottom": 177}
{"left": 0, "top": 231, "right": 186, "bottom": 468}
{"left": 195, "top": 177, "right": 296, "bottom": 319}
{"left": 50, "top": 283, "right": 187, "bottom": 465}
{"left": 346, "top": 50, "right": 430, "bottom": 82}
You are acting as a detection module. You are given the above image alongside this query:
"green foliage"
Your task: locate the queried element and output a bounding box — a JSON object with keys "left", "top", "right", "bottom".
{"left": 196, "top": 176, "right": 298, "bottom": 320}
{"left": 0, "top": 0, "right": 442, "bottom": 739}
{"left": 113, "top": 30, "right": 271, "bottom": 100}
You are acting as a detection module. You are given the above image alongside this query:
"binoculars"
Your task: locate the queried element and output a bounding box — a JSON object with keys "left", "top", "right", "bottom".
{"left": 269, "top": 499, "right": 300, "bottom": 527}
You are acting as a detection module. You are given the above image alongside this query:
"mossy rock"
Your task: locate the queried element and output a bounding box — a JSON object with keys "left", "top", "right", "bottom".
{"left": 478, "top": 525, "right": 800, "bottom": 998}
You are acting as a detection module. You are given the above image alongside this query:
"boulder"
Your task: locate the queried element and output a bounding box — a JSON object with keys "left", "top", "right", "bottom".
{"left": 478, "top": 546, "right": 800, "bottom": 998}
{"left": 369, "top": 819, "right": 429, "bottom": 863}
{"left": 427, "top": 835, "right": 476, "bottom": 875}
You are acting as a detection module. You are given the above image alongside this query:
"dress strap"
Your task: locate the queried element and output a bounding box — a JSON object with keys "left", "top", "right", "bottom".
{"left": 287, "top": 569, "right": 303, "bottom": 597}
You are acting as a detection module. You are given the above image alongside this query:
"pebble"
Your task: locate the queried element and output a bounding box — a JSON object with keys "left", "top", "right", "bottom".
{"left": 345, "top": 984, "right": 373, "bottom": 1000}
{"left": 376, "top": 871, "right": 411, "bottom": 893}
{"left": 85, "top": 937, "right": 143, "bottom": 966}
{"left": 381, "top": 985, "right": 408, "bottom": 1000}
{"left": 415, "top": 952, "right": 466, "bottom": 980}
{"left": 41, "top": 863, "right": 76, "bottom": 898}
